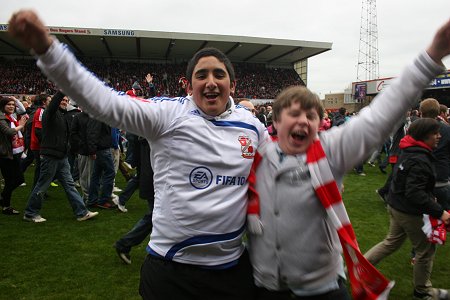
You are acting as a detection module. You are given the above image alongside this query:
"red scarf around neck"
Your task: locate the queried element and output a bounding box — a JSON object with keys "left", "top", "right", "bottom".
{"left": 4, "top": 113, "right": 24, "bottom": 154}
{"left": 247, "top": 138, "right": 393, "bottom": 299}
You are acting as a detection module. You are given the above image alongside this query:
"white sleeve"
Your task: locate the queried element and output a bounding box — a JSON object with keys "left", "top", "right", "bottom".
{"left": 36, "top": 40, "right": 171, "bottom": 140}
{"left": 322, "top": 51, "right": 446, "bottom": 174}
{"left": 14, "top": 97, "right": 26, "bottom": 115}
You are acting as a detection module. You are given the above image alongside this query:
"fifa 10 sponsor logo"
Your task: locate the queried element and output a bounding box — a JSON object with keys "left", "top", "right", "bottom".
{"left": 216, "top": 175, "right": 246, "bottom": 185}
{"left": 189, "top": 167, "right": 246, "bottom": 190}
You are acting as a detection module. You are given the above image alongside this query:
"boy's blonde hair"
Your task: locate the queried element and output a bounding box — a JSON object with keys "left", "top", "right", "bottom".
{"left": 272, "top": 86, "right": 324, "bottom": 123}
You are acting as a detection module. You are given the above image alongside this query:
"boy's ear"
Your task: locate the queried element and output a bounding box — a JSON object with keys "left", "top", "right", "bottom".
{"left": 273, "top": 121, "right": 278, "bottom": 130}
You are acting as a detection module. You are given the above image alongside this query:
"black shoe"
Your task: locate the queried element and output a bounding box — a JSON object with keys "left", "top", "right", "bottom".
{"left": 379, "top": 166, "right": 387, "bottom": 174}
{"left": 2, "top": 207, "right": 20, "bottom": 215}
{"left": 114, "top": 245, "right": 131, "bottom": 265}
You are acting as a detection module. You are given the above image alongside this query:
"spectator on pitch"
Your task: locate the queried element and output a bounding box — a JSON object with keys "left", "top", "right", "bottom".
{"left": 123, "top": 81, "right": 142, "bottom": 169}
{"left": 85, "top": 117, "right": 116, "bottom": 209}
{"left": 439, "top": 104, "right": 449, "bottom": 124}
{"left": 237, "top": 99, "right": 257, "bottom": 116}
{"left": 177, "top": 76, "right": 189, "bottom": 97}
{"left": 319, "top": 111, "right": 331, "bottom": 131}
{"left": 367, "top": 136, "right": 391, "bottom": 168}
{"left": 65, "top": 98, "right": 81, "bottom": 184}
{"left": 8, "top": 10, "right": 268, "bottom": 298}
{"left": 70, "top": 111, "right": 93, "bottom": 202}
{"left": 122, "top": 74, "right": 155, "bottom": 170}
{"left": 332, "top": 107, "right": 346, "bottom": 127}
{"left": 246, "top": 19, "right": 450, "bottom": 300}
{"left": 23, "top": 92, "right": 98, "bottom": 223}
{"left": 112, "top": 73, "right": 157, "bottom": 213}
{"left": 266, "top": 105, "right": 273, "bottom": 127}
{"left": 20, "top": 95, "right": 39, "bottom": 174}
{"left": 364, "top": 118, "right": 450, "bottom": 300}
{"left": 257, "top": 106, "right": 268, "bottom": 127}
{"left": 28, "top": 94, "right": 51, "bottom": 186}
{"left": 376, "top": 114, "right": 411, "bottom": 203}
{"left": 113, "top": 138, "right": 154, "bottom": 263}
{"left": 0, "top": 96, "right": 27, "bottom": 215}
{"left": 420, "top": 98, "right": 450, "bottom": 211}
{"left": 410, "top": 109, "right": 420, "bottom": 122}
{"left": 110, "top": 127, "right": 122, "bottom": 194}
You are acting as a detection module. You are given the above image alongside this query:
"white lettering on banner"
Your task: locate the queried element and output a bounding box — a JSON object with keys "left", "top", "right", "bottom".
{"left": 0, "top": 24, "right": 8, "bottom": 31}
{"left": 103, "top": 29, "right": 135, "bottom": 37}
{"left": 430, "top": 77, "right": 450, "bottom": 87}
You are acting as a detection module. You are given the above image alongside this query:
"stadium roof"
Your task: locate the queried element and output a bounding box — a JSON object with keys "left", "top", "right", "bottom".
{"left": 0, "top": 24, "right": 332, "bottom": 66}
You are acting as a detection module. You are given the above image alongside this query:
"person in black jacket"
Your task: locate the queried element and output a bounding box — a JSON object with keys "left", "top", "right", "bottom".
{"left": 23, "top": 92, "right": 98, "bottom": 223}
{"left": 420, "top": 98, "right": 450, "bottom": 210}
{"left": 332, "top": 107, "right": 346, "bottom": 127}
{"left": 65, "top": 99, "right": 81, "bottom": 184}
{"left": 70, "top": 111, "right": 92, "bottom": 202}
{"left": 364, "top": 118, "right": 450, "bottom": 300}
{"left": 113, "top": 138, "right": 154, "bottom": 264}
{"left": 85, "top": 117, "right": 116, "bottom": 209}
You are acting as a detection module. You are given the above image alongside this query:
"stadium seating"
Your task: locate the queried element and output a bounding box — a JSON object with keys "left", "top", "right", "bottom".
{"left": 0, "top": 57, "right": 304, "bottom": 99}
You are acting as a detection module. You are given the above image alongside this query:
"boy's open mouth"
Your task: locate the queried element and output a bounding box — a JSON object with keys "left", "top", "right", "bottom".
{"left": 291, "top": 130, "right": 307, "bottom": 141}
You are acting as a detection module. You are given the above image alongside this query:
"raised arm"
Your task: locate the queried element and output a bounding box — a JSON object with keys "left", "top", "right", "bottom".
{"left": 322, "top": 19, "right": 450, "bottom": 175}
{"left": 8, "top": 10, "right": 163, "bottom": 141}
{"left": 12, "top": 96, "right": 26, "bottom": 115}
{"left": 145, "top": 73, "right": 156, "bottom": 98}
{"left": 426, "top": 18, "right": 450, "bottom": 64}
{"left": 8, "top": 10, "right": 53, "bottom": 55}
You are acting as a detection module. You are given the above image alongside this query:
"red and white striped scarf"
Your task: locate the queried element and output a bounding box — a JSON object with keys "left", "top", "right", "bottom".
{"left": 422, "top": 213, "right": 449, "bottom": 245}
{"left": 5, "top": 114, "right": 24, "bottom": 154}
{"left": 248, "top": 137, "right": 393, "bottom": 300}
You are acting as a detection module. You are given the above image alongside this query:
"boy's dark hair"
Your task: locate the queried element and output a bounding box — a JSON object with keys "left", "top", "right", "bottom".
{"left": 338, "top": 107, "right": 346, "bottom": 115}
{"left": 272, "top": 86, "right": 323, "bottom": 123}
{"left": 0, "top": 96, "right": 14, "bottom": 113}
{"left": 408, "top": 118, "right": 440, "bottom": 141}
{"left": 186, "top": 47, "right": 235, "bottom": 84}
{"left": 34, "top": 93, "right": 50, "bottom": 107}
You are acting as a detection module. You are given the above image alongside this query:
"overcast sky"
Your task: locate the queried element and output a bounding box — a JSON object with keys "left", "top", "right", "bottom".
{"left": 1, "top": 0, "right": 449, "bottom": 98}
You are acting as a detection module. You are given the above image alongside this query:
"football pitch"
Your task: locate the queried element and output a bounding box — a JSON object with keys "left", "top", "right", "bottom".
{"left": 0, "top": 164, "right": 449, "bottom": 299}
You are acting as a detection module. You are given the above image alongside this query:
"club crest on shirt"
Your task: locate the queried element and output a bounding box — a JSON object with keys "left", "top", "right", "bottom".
{"left": 238, "top": 135, "right": 254, "bottom": 159}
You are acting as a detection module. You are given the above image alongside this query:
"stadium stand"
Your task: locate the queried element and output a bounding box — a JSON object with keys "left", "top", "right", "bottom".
{"left": 0, "top": 57, "right": 304, "bottom": 99}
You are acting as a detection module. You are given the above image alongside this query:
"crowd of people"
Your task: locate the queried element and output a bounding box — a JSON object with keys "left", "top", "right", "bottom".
{"left": 1, "top": 9, "right": 450, "bottom": 300}
{"left": 0, "top": 57, "right": 303, "bottom": 100}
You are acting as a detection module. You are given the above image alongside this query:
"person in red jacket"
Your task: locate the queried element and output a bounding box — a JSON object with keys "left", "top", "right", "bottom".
{"left": 29, "top": 94, "right": 51, "bottom": 186}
